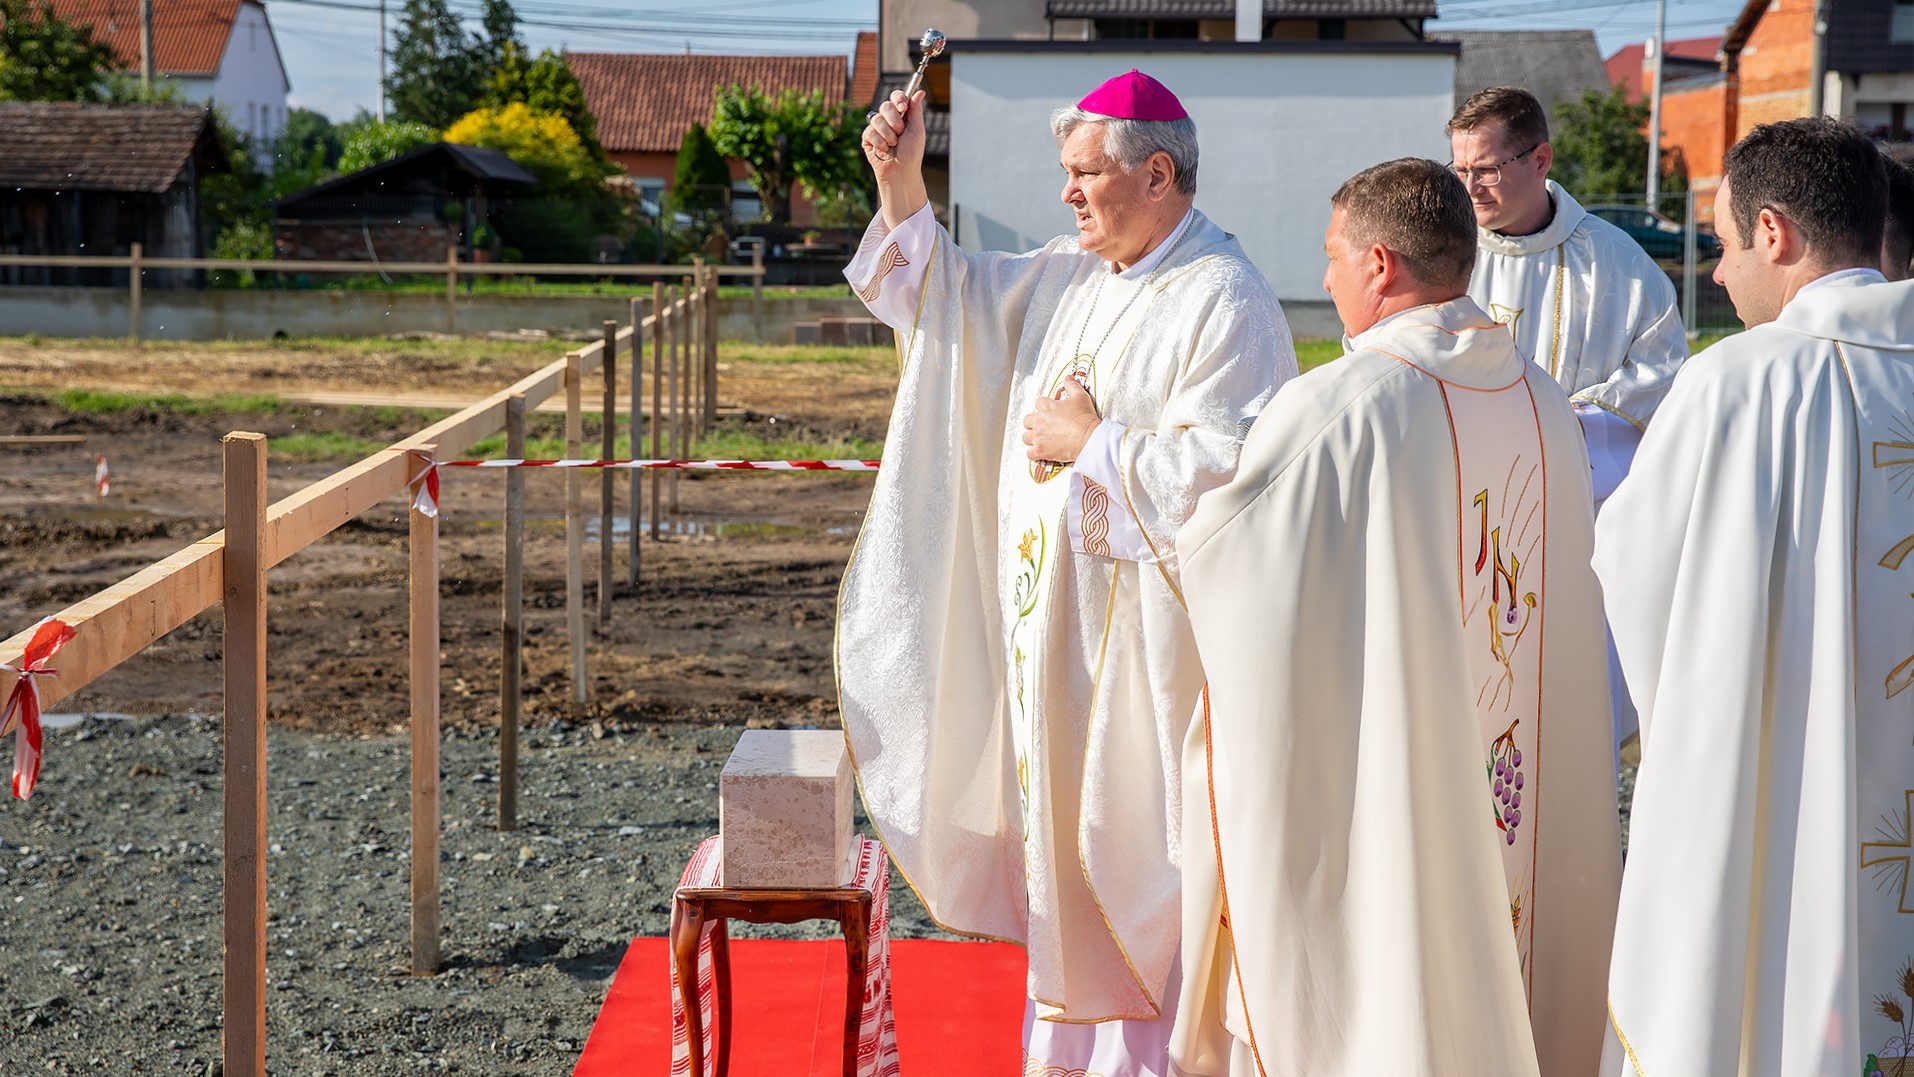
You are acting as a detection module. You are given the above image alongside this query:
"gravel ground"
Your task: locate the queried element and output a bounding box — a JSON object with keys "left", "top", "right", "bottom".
{"left": 0, "top": 714, "right": 935, "bottom": 1076}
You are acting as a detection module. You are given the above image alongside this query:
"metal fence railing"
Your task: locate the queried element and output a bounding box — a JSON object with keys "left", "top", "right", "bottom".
{"left": 1574, "top": 190, "right": 1738, "bottom": 333}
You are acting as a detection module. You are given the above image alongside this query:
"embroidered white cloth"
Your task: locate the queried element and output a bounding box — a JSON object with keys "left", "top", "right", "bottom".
{"left": 669, "top": 835, "right": 900, "bottom": 1077}
{"left": 1469, "top": 181, "right": 1687, "bottom": 432}
{"left": 1172, "top": 298, "right": 1620, "bottom": 1077}
{"left": 837, "top": 202, "right": 1295, "bottom": 1039}
{"left": 1598, "top": 273, "right": 1914, "bottom": 1077}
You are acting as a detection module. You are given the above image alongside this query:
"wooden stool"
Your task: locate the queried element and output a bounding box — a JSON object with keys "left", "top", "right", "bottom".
{"left": 669, "top": 884, "right": 871, "bottom": 1077}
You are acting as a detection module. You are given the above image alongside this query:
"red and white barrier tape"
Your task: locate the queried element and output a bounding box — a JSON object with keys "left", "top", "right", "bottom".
{"left": 405, "top": 449, "right": 440, "bottom": 518}
{"left": 440, "top": 458, "right": 882, "bottom": 471}
{"left": 1, "top": 617, "right": 76, "bottom": 800}
{"left": 94, "top": 454, "right": 109, "bottom": 499}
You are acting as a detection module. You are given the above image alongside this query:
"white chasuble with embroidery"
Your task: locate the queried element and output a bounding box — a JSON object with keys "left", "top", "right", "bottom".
{"left": 1597, "top": 274, "right": 1914, "bottom": 1077}
{"left": 837, "top": 203, "right": 1295, "bottom": 1029}
{"left": 1173, "top": 299, "right": 1619, "bottom": 1077}
{"left": 1468, "top": 181, "right": 1687, "bottom": 431}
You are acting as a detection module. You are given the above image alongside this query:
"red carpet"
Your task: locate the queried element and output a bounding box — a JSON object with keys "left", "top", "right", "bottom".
{"left": 573, "top": 938, "right": 1027, "bottom": 1076}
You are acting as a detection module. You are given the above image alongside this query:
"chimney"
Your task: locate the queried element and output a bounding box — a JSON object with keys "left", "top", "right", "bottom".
{"left": 1237, "top": 0, "right": 1261, "bottom": 41}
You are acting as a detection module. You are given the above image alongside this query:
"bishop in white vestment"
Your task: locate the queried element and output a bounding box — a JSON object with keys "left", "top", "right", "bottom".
{"left": 1174, "top": 159, "right": 1620, "bottom": 1077}
{"left": 1599, "top": 120, "right": 1914, "bottom": 1077}
{"left": 844, "top": 71, "right": 1295, "bottom": 1073}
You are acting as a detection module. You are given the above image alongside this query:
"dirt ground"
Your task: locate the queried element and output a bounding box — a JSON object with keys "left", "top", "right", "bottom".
{"left": 0, "top": 336, "right": 920, "bottom": 1075}
{"left": 0, "top": 336, "right": 902, "bottom": 736}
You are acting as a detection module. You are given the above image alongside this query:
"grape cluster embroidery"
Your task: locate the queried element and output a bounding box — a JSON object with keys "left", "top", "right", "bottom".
{"left": 1489, "top": 719, "right": 1524, "bottom": 845}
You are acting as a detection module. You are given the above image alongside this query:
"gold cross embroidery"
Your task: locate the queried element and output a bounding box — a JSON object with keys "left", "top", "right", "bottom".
{"left": 1873, "top": 437, "right": 1914, "bottom": 699}
{"left": 1862, "top": 789, "right": 1914, "bottom": 914}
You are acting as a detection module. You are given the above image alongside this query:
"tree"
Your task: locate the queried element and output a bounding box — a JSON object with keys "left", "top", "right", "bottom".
{"left": 337, "top": 119, "right": 435, "bottom": 173}
{"left": 708, "top": 84, "right": 865, "bottom": 223}
{"left": 669, "top": 123, "right": 731, "bottom": 218}
{"left": 269, "top": 108, "right": 343, "bottom": 199}
{"left": 0, "top": 0, "right": 117, "bottom": 103}
{"left": 477, "top": 0, "right": 521, "bottom": 72}
{"left": 1550, "top": 85, "right": 1689, "bottom": 218}
{"left": 387, "top": 0, "right": 485, "bottom": 130}
{"left": 486, "top": 45, "right": 601, "bottom": 154}
{"left": 443, "top": 102, "right": 622, "bottom": 262}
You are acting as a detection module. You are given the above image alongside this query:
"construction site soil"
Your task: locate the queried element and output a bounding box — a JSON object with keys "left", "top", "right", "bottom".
{"left": 0, "top": 337, "right": 935, "bottom": 1075}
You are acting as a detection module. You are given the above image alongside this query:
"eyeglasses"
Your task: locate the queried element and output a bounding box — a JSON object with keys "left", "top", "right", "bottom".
{"left": 1449, "top": 144, "right": 1541, "bottom": 187}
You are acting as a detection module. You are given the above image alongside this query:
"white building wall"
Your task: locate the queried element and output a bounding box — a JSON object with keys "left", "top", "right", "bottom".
{"left": 948, "top": 48, "right": 1455, "bottom": 305}
{"left": 211, "top": 0, "right": 291, "bottom": 150}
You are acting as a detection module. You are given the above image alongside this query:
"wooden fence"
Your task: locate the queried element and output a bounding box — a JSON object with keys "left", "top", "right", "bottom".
{"left": 0, "top": 263, "right": 724, "bottom": 1077}
{"left": 0, "top": 245, "right": 763, "bottom": 342}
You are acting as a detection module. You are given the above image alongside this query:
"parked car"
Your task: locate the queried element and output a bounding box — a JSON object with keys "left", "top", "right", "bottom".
{"left": 1584, "top": 203, "right": 1721, "bottom": 261}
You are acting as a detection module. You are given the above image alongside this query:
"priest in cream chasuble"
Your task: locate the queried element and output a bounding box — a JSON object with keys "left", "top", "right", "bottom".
{"left": 842, "top": 70, "right": 1295, "bottom": 1071}
{"left": 1449, "top": 87, "right": 1690, "bottom": 766}
{"left": 1599, "top": 120, "right": 1914, "bottom": 1077}
{"left": 1172, "top": 159, "right": 1619, "bottom": 1077}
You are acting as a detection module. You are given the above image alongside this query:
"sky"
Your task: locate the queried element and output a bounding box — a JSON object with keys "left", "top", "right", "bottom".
{"left": 272, "top": 0, "right": 1754, "bottom": 122}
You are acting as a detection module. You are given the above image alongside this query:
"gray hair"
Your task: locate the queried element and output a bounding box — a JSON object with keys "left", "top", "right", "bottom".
{"left": 1049, "top": 106, "right": 1199, "bottom": 195}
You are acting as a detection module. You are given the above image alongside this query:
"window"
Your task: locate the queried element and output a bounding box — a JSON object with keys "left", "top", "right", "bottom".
{"left": 1319, "top": 17, "right": 1347, "bottom": 39}
{"left": 1093, "top": 18, "right": 1198, "bottom": 39}
{"left": 1895, "top": 0, "right": 1914, "bottom": 43}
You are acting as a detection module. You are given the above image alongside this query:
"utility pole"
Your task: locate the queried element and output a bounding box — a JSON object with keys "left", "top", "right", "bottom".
{"left": 378, "top": 0, "right": 388, "bottom": 122}
{"left": 1646, "top": 0, "right": 1666, "bottom": 210}
{"left": 1808, "top": 0, "right": 1829, "bottom": 115}
{"left": 140, "top": 0, "right": 154, "bottom": 94}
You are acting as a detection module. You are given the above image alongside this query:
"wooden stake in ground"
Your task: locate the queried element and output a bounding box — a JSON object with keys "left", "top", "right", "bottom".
{"left": 628, "top": 296, "right": 643, "bottom": 586}
{"left": 499, "top": 394, "right": 525, "bottom": 832}
{"left": 221, "top": 430, "right": 267, "bottom": 1077}
{"left": 702, "top": 265, "right": 719, "bottom": 434}
{"left": 565, "top": 352, "right": 588, "bottom": 716}
{"left": 128, "top": 242, "right": 143, "bottom": 346}
{"left": 409, "top": 443, "right": 442, "bottom": 975}
{"left": 690, "top": 259, "right": 704, "bottom": 440}
{"left": 444, "top": 246, "right": 458, "bottom": 335}
{"left": 669, "top": 284, "right": 683, "bottom": 515}
{"left": 650, "top": 282, "right": 664, "bottom": 543}
{"left": 599, "top": 319, "right": 616, "bottom": 631}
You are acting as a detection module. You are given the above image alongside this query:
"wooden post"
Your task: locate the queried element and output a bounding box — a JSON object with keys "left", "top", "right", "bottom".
{"left": 751, "top": 245, "right": 764, "bottom": 344}
{"left": 669, "top": 284, "right": 683, "bottom": 515}
{"left": 499, "top": 395, "right": 525, "bottom": 832}
{"left": 128, "top": 242, "right": 144, "bottom": 347}
{"left": 599, "top": 319, "right": 616, "bottom": 631}
{"left": 702, "top": 266, "right": 719, "bottom": 433}
{"left": 627, "top": 297, "right": 642, "bottom": 586}
{"left": 445, "top": 246, "right": 458, "bottom": 335}
{"left": 221, "top": 431, "right": 267, "bottom": 1077}
{"left": 409, "top": 443, "right": 441, "bottom": 975}
{"left": 685, "top": 268, "right": 700, "bottom": 443}
{"left": 650, "top": 282, "right": 664, "bottom": 542}
{"left": 565, "top": 352, "right": 588, "bottom": 717}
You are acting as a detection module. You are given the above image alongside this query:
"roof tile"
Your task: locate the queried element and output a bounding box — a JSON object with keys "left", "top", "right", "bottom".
{"left": 45, "top": 0, "right": 242, "bottom": 77}
{"left": 566, "top": 52, "right": 851, "bottom": 154}
{"left": 0, "top": 101, "right": 224, "bottom": 193}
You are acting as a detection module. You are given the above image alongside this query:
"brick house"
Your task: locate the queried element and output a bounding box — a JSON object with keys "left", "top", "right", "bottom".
{"left": 567, "top": 47, "right": 875, "bottom": 226}
{"left": 1615, "top": 0, "right": 1914, "bottom": 220}
{"left": 48, "top": 0, "right": 291, "bottom": 157}
{"left": 0, "top": 101, "right": 228, "bottom": 287}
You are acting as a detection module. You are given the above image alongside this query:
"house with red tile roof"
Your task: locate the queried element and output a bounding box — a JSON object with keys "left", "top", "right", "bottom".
{"left": 47, "top": 0, "right": 290, "bottom": 151}
{"left": 568, "top": 45, "right": 869, "bottom": 225}
{"left": 1604, "top": 35, "right": 1724, "bottom": 103}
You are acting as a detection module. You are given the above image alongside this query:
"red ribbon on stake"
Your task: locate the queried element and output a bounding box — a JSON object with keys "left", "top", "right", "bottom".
{"left": 405, "top": 449, "right": 439, "bottom": 518}
{"left": 1, "top": 617, "right": 77, "bottom": 799}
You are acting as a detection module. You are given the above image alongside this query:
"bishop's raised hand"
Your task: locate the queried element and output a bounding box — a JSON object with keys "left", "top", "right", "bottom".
{"left": 864, "top": 90, "right": 930, "bottom": 227}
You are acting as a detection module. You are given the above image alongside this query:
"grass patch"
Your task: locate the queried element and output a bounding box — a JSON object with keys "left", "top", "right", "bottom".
{"left": 721, "top": 344, "right": 893, "bottom": 366}
{"left": 463, "top": 426, "right": 880, "bottom": 463}
{"left": 58, "top": 389, "right": 283, "bottom": 415}
{"left": 273, "top": 432, "right": 385, "bottom": 462}
{"left": 1295, "top": 339, "right": 1342, "bottom": 372}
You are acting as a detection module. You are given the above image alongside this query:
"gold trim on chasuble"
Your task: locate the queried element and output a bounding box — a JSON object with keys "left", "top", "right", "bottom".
{"left": 1439, "top": 371, "right": 1549, "bottom": 1002}
{"left": 1016, "top": 271, "right": 1169, "bottom": 1024}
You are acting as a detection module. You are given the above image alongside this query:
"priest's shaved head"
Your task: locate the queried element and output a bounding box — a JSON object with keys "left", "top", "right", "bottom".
{"left": 1882, "top": 154, "right": 1914, "bottom": 281}
{"left": 1324, "top": 157, "right": 1477, "bottom": 336}
{"left": 1714, "top": 117, "right": 1886, "bottom": 326}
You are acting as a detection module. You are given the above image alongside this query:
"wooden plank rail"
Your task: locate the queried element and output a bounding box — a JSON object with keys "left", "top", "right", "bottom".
{"left": 0, "top": 253, "right": 767, "bottom": 278}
